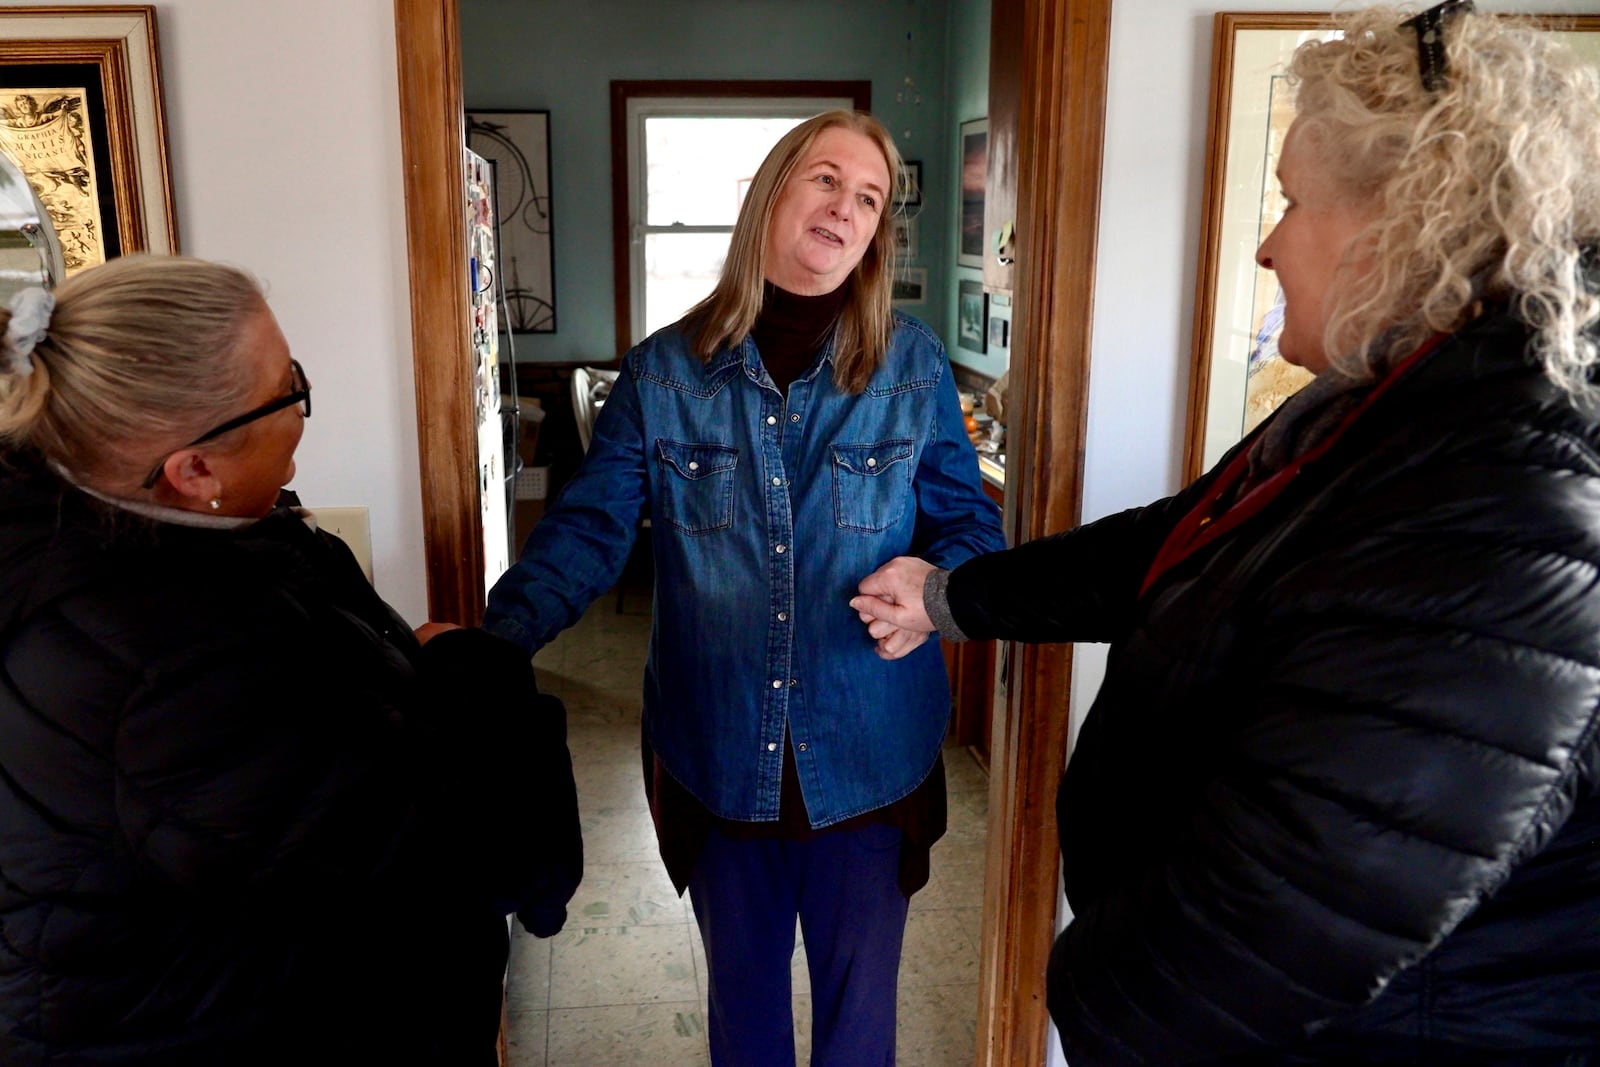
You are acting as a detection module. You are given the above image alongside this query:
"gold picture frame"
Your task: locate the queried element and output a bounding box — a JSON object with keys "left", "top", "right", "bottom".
{"left": 1184, "top": 12, "right": 1600, "bottom": 483}
{"left": 0, "top": 6, "right": 176, "bottom": 275}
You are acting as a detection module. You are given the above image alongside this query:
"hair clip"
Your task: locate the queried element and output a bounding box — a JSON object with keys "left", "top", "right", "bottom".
{"left": 2, "top": 287, "right": 54, "bottom": 378}
{"left": 1401, "top": 0, "right": 1475, "bottom": 93}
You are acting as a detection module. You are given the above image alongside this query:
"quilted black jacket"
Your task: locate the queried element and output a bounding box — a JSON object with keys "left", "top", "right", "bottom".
{"left": 947, "top": 310, "right": 1600, "bottom": 1065}
{"left": 0, "top": 461, "right": 581, "bottom": 1066}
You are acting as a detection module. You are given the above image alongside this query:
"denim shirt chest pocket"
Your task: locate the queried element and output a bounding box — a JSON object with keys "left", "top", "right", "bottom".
{"left": 831, "top": 439, "right": 914, "bottom": 532}
{"left": 656, "top": 439, "right": 738, "bottom": 533}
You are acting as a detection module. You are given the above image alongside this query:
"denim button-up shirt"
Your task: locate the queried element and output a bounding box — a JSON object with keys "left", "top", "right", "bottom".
{"left": 484, "top": 313, "right": 1005, "bottom": 827}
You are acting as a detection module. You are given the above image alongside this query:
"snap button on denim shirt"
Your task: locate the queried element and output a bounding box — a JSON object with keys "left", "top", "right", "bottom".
{"left": 484, "top": 313, "right": 1005, "bottom": 827}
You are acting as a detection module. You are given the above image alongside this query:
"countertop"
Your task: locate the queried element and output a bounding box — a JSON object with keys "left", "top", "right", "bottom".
{"left": 977, "top": 454, "right": 1005, "bottom": 490}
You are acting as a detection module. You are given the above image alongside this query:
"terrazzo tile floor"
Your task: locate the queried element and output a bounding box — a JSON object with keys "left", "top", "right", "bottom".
{"left": 507, "top": 587, "right": 988, "bottom": 1066}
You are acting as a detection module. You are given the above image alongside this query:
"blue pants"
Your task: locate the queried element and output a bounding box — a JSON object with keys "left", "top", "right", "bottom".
{"left": 688, "top": 823, "right": 909, "bottom": 1067}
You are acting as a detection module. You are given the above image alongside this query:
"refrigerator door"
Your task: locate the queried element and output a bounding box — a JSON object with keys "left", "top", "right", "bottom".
{"left": 466, "top": 148, "right": 510, "bottom": 593}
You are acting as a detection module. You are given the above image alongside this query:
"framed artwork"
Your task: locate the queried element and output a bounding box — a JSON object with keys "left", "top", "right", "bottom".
{"left": 957, "top": 279, "right": 987, "bottom": 354}
{"left": 892, "top": 216, "right": 918, "bottom": 260}
{"left": 988, "top": 314, "right": 1008, "bottom": 350}
{"left": 1185, "top": 12, "right": 1600, "bottom": 482}
{"left": 0, "top": 6, "right": 177, "bottom": 275}
{"left": 958, "top": 118, "right": 986, "bottom": 268}
{"left": 891, "top": 266, "right": 927, "bottom": 305}
{"left": 466, "top": 108, "right": 556, "bottom": 334}
{"left": 897, "top": 158, "right": 922, "bottom": 210}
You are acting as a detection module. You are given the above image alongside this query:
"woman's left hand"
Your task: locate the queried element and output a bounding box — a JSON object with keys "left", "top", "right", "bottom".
{"left": 862, "top": 615, "right": 930, "bottom": 660}
{"left": 413, "top": 621, "right": 461, "bottom": 646}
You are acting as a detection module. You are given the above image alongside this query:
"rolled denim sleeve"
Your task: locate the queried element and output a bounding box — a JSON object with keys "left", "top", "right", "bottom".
{"left": 484, "top": 363, "right": 650, "bottom": 655}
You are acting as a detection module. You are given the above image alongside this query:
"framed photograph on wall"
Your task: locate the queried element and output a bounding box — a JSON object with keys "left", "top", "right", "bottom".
{"left": 957, "top": 279, "right": 987, "bottom": 354}
{"left": 467, "top": 108, "right": 557, "bottom": 334}
{"left": 891, "top": 266, "right": 927, "bottom": 305}
{"left": 897, "top": 158, "right": 921, "bottom": 212}
{"left": 0, "top": 6, "right": 177, "bottom": 273}
{"left": 958, "top": 118, "right": 986, "bottom": 268}
{"left": 892, "top": 216, "right": 917, "bottom": 261}
{"left": 1185, "top": 11, "right": 1600, "bottom": 482}
{"left": 988, "top": 314, "right": 1008, "bottom": 351}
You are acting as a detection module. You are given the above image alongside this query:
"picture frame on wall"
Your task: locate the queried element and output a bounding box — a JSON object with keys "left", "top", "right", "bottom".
{"left": 957, "top": 279, "right": 987, "bottom": 354}
{"left": 1185, "top": 12, "right": 1600, "bottom": 483}
{"left": 891, "top": 267, "right": 927, "bottom": 305}
{"left": 988, "top": 314, "right": 1008, "bottom": 351}
{"left": 892, "top": 216, "right": 917, "bottom": 261}
{"left": 467, "top": 108, "right": 557, "bottom": 334}
{"left": 897, "top": 158, "right": 922, "bottom": 211}
{"left": 0, "top": 6, "right": 177, "bottom": 274}
{"left": 958, "top": 118, "right": 986, "bottom": 268}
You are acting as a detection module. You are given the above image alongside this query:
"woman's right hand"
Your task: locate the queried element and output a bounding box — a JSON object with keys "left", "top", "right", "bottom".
{"left": 851, "top": 557, "right": 937, "bottom": 658}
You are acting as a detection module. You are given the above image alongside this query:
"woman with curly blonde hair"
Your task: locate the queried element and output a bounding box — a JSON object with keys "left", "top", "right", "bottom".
{"left": 852, "top": 3, "right": 1600, "bottom": 1063}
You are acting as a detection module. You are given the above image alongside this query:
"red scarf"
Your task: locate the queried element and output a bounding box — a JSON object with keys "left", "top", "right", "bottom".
{"left": 1140, "top": 335, "right": 1446, "bottom": 597}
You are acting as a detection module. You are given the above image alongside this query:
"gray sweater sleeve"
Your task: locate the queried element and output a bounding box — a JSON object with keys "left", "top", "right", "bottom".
{"left": 924, "top": 567, "right": 968, "bottom": 642}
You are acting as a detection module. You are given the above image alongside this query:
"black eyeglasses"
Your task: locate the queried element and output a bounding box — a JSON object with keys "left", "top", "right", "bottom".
{"left": 141, "top": 358, "right": 311, "bottom": 489}
{"left": 1401, "top": 0, "right": 1474, "bottom": 93}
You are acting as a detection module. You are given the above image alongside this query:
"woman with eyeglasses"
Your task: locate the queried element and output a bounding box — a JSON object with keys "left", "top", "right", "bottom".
{"left": 0, "top": 254, "right": 580, "bottom": 1066}
{"left": 854, "top": 6, "right": 1600, "bottom": 1065}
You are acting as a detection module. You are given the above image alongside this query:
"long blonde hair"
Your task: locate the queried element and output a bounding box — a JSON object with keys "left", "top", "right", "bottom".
{"left": 0, "top": 254, "right": 265, "bottom": 485}
{"left": 684, "top": 109, "right": 903, "bottom": 394}
{"left": 1289, "top": 7, "right": 1600, "bottom": 396}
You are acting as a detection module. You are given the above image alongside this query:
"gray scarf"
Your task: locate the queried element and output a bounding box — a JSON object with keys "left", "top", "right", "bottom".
{"left": 1245, "top": 364, "right": 1375, "bottom": 485}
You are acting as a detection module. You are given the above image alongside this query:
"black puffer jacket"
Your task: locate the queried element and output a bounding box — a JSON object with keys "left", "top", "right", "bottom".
{"left": 0, "top": 460, "right": 581, "bottom": 1066}
{"left": 947, "top": 310, "right": 1600, "bottom": 1064}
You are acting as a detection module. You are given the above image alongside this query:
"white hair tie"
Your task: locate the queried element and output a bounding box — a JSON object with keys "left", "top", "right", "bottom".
{"left": 4, "top": 287, "right": 55, "bottom": 378}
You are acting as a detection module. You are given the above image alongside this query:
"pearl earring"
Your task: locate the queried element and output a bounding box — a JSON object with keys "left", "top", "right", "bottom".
{"left": 209, "top": 497, "right": 221, "bottom": 510}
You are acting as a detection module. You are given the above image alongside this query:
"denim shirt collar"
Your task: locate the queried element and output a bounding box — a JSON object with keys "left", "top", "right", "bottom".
{"left": 717, "top": 334, "right": 836, "bottom": 392}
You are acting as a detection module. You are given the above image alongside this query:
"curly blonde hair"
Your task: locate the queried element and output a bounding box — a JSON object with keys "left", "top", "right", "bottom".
{"left": 1290, "top": 6, "right": 1600, "bottom": 397}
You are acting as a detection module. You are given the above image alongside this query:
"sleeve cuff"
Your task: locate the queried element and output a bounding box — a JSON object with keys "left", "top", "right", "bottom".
{"left": 924, "top": 567, "right": 968, "bottom": 642}
{"left": 481, "top": 615, "right": 536, "bottom": 656}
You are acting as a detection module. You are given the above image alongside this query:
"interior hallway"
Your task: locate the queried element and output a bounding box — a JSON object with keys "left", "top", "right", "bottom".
{"left": 503, "top": 587, "right": 990, "bottom": 1066}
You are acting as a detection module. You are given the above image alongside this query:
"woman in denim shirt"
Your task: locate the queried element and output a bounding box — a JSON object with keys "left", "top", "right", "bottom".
{"left": 485, "top": 110, "right": 1004, "bottom": 1064}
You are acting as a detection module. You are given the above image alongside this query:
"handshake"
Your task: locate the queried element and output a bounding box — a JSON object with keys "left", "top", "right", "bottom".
{"left": 849, "top": 556, "right": 941, "bottom": 660}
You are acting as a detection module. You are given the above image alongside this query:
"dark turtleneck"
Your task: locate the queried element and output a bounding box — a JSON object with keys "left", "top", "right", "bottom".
{"left": 751, "top": 281, "right": 850, "bottom": 394}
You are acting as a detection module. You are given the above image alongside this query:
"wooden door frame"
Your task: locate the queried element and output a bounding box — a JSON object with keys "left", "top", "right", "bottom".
{"left": 976, "top": 2, "right": 1110, "bottom": 1062}
{"left": 394, "top": 0, "right": 481, "bottom": 625}
{"left": 391, "top": 1, "right": 1111, "bottom": 1061}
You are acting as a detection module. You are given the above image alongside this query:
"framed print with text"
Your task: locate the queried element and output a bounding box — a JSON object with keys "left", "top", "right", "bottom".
{"left": 0, "top": 6, "right": 177, "bottom": 274}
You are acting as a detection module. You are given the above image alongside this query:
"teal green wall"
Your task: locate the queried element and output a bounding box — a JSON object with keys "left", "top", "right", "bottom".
{"left": 461, "top": 0, "right": 958, "bottom": 364}
{"left": 944, "top": 0, "right": 1004, "bottom": 378}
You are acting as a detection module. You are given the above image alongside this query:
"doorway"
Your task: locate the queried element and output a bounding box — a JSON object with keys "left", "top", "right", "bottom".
{"left": 391, "top": 1, "right": 1111, "bottom": 1060}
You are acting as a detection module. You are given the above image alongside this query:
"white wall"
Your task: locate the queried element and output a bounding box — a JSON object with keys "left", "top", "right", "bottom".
{"left": 10, "top": 0, "right": 427, "bottom": 622}
{"left": 1054, "top": 2, "right": 1597, "bottom": 1062}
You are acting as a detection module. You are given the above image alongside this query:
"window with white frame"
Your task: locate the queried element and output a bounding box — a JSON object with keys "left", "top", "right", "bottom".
{"left": 624, "top": 95, "right": 855, "bottom": 345}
